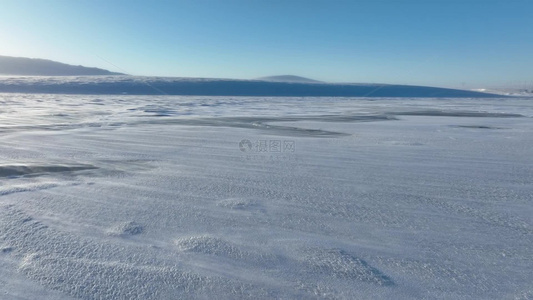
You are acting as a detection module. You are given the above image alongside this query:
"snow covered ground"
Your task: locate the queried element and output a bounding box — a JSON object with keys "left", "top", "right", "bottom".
{"left": 0, "top": 94, "right": 532, "bottom": 299}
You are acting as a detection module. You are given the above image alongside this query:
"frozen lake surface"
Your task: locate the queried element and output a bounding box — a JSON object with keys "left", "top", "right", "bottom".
{"left": 0, "top": 94, "right": 532, "bottom": 299}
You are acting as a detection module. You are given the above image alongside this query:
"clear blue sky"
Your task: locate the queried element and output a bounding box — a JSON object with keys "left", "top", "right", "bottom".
{"left": 1, "top": 0, "right": 532, "bottom": 88}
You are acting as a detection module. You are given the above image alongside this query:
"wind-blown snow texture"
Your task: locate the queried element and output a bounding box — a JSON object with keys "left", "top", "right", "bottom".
{"left": 0, "top": 94, "right": 532, "bottom": 299}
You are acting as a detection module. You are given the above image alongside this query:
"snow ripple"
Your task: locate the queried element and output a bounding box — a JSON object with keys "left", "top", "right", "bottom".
{"left": 0, "top": 205, "right": 274, "bottom": 299}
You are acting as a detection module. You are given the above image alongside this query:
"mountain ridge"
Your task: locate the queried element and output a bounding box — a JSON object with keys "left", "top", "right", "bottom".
{"left": 256, "top": 75, "right": 324, "bottom": 84}
{"left": 0, "top": 56, "right": 504, "bottom": 97}
{"left": 0, "top": 55, "right": 124, "bottom": 76}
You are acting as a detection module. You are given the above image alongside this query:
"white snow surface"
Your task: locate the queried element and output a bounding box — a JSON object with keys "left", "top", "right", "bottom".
{"left": 0, "top": 94, "right": 532, "bottom": 299}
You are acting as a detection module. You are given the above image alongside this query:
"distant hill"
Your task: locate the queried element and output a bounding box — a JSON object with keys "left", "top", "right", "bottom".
{"left": 0, "top": 55, "right": 124, "bottom": 76}
{"left": 257, "top": 75, "right": 323, "bottom": 84}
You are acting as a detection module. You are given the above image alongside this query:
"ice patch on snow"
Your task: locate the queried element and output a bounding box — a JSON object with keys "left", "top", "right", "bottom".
{"left": 0, "top": 163, "right": 97, "bottom": 178}
{"left": 392, "top": 110, "right": 524, "bottom": 118}
{"left": 451, "top": 125, "right": 506, "bottom": 129}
